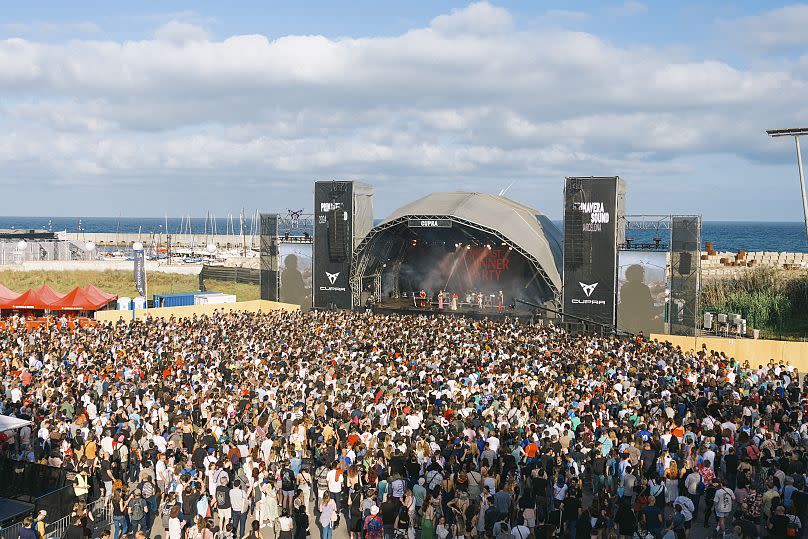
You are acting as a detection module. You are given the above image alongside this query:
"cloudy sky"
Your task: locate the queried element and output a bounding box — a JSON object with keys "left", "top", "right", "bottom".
{"left": 1, "top": 1, "right": 807, "bottom": 220}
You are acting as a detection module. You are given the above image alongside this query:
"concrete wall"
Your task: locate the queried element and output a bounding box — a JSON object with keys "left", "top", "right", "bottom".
{"left": 650, "top": 333, "right": 808, "bottom": 372}
{"left": 0, "top": 260, "right": 203, "bottom": 274}
{"left": 65, "top": 232, "right": 259, "bottom": 249}
{"left": 94, "top": 299, "right": 298, "bottom": 322}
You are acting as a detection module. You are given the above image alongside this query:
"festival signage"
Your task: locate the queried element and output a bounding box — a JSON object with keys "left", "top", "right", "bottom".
{"left": 133, "top": 246, "right": 146, "bottom": 298}
{"left": 313, "top": 181, "right": 353, "bottom": 309}
{"left": 407, "top": 219, "right": 452, "bottom": 228}
{"left": 562, "top": 177, "right": 625, "bottom": 326}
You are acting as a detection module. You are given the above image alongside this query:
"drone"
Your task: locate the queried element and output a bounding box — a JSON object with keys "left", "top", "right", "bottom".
{"left": 286, "top": 209, "right": 305, "bottom": 220}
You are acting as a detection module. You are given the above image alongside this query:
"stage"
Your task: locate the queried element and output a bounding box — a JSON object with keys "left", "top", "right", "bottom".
{"left": 365, "top": 296, "right": 536, "bottom": 319}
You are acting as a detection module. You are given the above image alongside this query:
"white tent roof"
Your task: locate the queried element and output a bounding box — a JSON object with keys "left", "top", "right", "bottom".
{"left": 382, "top": 192, "right": 563, "bottom": 292}
{"left": 0, "top": 414, "right": 31, "bottom": 431}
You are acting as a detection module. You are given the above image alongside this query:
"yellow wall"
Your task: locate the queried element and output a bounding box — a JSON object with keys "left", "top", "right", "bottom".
{"left": 651, "top": 333, "right": 808, "bottom": 372}
{"left": 94, "top": 299, "right": 299, "bottom": 323}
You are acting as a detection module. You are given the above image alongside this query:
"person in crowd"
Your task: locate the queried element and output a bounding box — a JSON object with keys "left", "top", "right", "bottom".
{"left": 0, "top": 309, "right": 805, "bottom": 539}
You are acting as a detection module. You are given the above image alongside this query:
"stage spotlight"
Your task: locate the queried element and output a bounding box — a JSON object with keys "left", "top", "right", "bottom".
{"left": 486, "top": 244, "right": 492, "bottom": 250}
{"left": 466, "top": 245, "right": 471, "bottom": 250}
{"left": 507, "top": 246, "right": 512, "bottom": 251}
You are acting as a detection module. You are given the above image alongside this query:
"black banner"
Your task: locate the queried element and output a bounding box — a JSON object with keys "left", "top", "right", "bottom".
{"left": 562, "top": 177, "right": 621, "bottom": 326}
{"left": 313, "top": 181, "right": 353, "bottom": 309}
{"left": 133, "top": 248, "right": 146, "bottom": 297}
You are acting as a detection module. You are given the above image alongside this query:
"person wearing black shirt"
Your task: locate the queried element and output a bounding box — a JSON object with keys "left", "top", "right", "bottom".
{"left": 381, "top": 497, "right": 399, "bottom": 539}
{"left": 724, "top": 447, "right": 739, "bottom": 490}
{"left": 562, "top": 488, "right": 581, "bottom": 539}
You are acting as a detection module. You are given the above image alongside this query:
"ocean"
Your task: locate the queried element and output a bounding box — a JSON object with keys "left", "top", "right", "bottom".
{"left": 0, "top": 216, "right": 806, "bottom": 254}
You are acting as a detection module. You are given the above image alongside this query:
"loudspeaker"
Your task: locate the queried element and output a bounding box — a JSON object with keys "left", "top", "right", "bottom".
{"left": 328, "top": 208, "right": 348, "bottom": 260}
{"left": 677, "top": 252, "right": 692, "bottom": 275}
{"left": 313, "top": 180, "right": 374, "bottom": 309}
{"left": 259, "top": 213, "right": 279, "bottom": 301}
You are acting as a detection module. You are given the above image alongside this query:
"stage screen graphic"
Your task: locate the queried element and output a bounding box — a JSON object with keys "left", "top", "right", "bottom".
{"left": 562, "top": 177, "right": 625, "bottom": 326}
{"left": 279, "top": 243, "right": 312, "bottom": 311}
{"left": 617, "top": 251, "right": 667, "bottom": 335}
{"left": 395, "top": 244, "right": 535, "bottom": 302}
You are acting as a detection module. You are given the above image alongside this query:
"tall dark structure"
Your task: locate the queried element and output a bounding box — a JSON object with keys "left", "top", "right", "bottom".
{"left": 670, "top": 215, "right": 701, "bottom": 336}
{"left": 562, "top": 176, "right": 626, "bottom": 327}
{"left": 259, "top": 213, "right": 279, "bottom": 301}
{"left": 313, "top": 181, "right": 374, "bottom": 309}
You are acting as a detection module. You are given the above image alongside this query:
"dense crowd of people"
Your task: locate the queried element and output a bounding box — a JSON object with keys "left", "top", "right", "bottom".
{"left": 0, "top": 309, "right": 806, "bottom": 539}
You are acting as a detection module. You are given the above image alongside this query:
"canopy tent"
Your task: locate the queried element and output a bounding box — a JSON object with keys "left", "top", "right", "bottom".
{"left": 49, "top": 286, "right": 115, "bottom": 311}
{"left": 34, "top": 285, "right": 65, "bottom": 305}
{"left": 0, "top": 284, "right": 19, "bottom": 302}
{"left": 0, "top": 414, "right": 31, "bottom": 432}
{"left": 0, "top": 288, "right": 49, "bottom": 310}
{"left": 83, "top": 284, "right": 117, "bottom": 302}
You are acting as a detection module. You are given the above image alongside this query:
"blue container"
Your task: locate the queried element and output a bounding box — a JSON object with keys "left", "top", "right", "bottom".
{"left": 152, "top": 292, "right": 219, "bottom": 308}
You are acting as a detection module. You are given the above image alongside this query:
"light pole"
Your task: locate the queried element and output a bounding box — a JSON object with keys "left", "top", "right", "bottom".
{"left": 767, "top": 127, "right": 808, "bottom": 242}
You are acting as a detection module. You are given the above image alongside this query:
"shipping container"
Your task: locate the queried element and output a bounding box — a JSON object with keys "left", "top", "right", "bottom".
{"left": 194, "top": 293, "right": 236, "bottom": 305}
{"left": 152, "top": 292, "right": 220, "bottom": 308}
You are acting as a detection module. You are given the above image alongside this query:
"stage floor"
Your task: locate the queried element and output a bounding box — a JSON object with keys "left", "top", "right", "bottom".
{"left": 369, "top": 298, "right": 534, "bottom": 319}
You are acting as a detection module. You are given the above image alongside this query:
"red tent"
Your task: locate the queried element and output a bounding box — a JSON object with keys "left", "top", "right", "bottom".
{"left": 0, "top": 284, "right": 19, "bottom": 302}
{"left": 0, "top": 288, "right": 48, "bottom": 310}
{"left": 49, "top": 286, "right": 115, "bottom": 311}
{"left": 34, "top": 285, "right": 65, "bottom": 305}
{"left": 83, "top": 285, "right": 117, "bottom": 302}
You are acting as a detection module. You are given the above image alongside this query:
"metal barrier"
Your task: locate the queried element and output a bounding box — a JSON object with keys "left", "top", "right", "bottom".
{"left": 44, "top": 498, "right": 110, "bottom": 539}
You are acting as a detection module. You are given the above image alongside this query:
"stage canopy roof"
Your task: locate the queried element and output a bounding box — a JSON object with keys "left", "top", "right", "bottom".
{"left": 352, "top": 192, "right": 564, "bottom": 304}
{"left": 379, "top": 192, "right": 563, "bottom": 291}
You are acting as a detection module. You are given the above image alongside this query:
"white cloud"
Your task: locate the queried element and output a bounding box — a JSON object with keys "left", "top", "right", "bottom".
{"left": 724, "top": 4, "right": 808, "bottom": 50}
{"left": 610, "top": 1, "right": 647, "bottom": 17}
{"left": 153, "top": 21, "right": 209, "bottom": 44}
{"left": 0, "top": 1, "right": 805, "bottom": 217}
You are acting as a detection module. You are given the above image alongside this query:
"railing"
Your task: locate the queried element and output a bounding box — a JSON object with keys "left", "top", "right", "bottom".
{"left": 0, "top": 520, "right": 26, "bottom": 539}
{"left": 44, "top": 498, "right": 110, "bottom": 539}
{"left": 199, "top": 264, "right": 260, "bottom": 287}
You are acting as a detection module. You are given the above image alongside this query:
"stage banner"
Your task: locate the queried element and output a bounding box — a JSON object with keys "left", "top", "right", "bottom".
{"left": 562, "top": 177, "right": 625, "bottom": 326}
{"left": 133, "top": 248, "right": 146, "bottom": 297}
{"left": 617, "top": 250, "right": 668, "bottom": 335}
{"left": 279, "top": 243, "right": 312, "bottom": 311}
{"left": 313, "top": 181, "right": 353, "bottom": 309}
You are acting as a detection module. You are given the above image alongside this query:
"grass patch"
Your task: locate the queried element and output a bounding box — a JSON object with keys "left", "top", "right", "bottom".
{"left": 0, "top": 270, "right": 259, "bottom": 302}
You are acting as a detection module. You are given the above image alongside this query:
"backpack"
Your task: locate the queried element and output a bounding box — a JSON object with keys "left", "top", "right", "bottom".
{"left": 130, "top": 498, "right": 146, "bottom": 521}
{"left": 365, "top": 515, "right": 383, "bottom": 539}
{"left": 317, "top": 467, "right": 329, "bottom": 491}
{"left": 787, "top": 515, "right": 801, "bottom": 537}
{"left": 746, "top": 445, "right": 760, "bottom": 462}
{"left": 216, "top": 487, "right": 230, "bottom": 508}
{"left": 282, "top": 469, "right": 296, "bottom": 491}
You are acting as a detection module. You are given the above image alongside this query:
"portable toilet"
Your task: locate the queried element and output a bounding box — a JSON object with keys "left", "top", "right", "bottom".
{"left": 117, "top": 297, "right": 132, "bottom": 310}
{"left": 132, "top": 297, "right": 147, "bottom": 310}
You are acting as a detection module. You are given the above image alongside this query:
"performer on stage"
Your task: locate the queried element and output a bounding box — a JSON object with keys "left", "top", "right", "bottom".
{"left": 438, "top": 290, "right": 445, "bottom": 310}
{"left": 497, "top": 290, "right": 504, "bottom": 313}
{"left": 477, "top": 291, "right": 483, "bottom": 309}
{"left": 451, "top": 292, "right": 458, "bottom": 311}
{"left": 419, "top": 289, "right": 427, "bottom": 308}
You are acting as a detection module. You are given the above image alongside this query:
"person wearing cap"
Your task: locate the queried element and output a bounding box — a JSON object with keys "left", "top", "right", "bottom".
{"left": 364, "top": 505, "right": 384, "bottom": 539}
{"left": 35, "top": 510, "right": 47, "bottom": 539}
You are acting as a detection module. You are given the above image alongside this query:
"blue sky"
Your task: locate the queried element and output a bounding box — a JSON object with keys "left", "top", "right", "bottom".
{"left": 1, "top": 1, "right": 807, "bottom": 220}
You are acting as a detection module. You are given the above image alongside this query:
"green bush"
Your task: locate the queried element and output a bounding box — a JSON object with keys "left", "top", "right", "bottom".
{"left": 702, "top": 267, "right": 808, "bottom": 338}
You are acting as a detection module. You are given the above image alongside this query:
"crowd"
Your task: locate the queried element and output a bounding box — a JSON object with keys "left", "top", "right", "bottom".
{"left": 0, "top": 309, "right": 806, "bottom": 539}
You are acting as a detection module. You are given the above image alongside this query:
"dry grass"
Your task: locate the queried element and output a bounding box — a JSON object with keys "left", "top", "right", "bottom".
{"left": 0, "top": 270, "right": 259, "bottom": 301}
